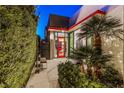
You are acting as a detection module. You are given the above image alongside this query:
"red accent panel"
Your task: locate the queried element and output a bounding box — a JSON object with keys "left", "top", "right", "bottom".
{"left": 48, "top": 26, "right": 68, "bottom": 31}
{"left": 48, "top": 10, "right": 106, "bottom": 31}
{"left": 57, "top": 37, "right": 65, "bottom": 58}
{"left": 68, "top": 10, "right": 106, "bottom": 30}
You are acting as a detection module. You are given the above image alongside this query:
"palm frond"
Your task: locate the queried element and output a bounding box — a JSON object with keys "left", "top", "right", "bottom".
{"left": 70, "top": 46, "right": 112, "bottom": 66}
{"left": 69, "top": 46, "right": 93, "bottom": 60}
{"left": 78, "top": 15, "right": 124, "bottom": 40}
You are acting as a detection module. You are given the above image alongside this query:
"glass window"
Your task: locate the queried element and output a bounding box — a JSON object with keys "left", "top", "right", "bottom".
{"left": 70, "top": 32, "right": 74, "bottom": 49}
{"left": 82, "top": 37, "right": 86, "bottom": 46}
{"left": 54, "top": 32, "right": 58, "bottom": 58}
{"left": 58, "top": 33, "right": 64, "bottom": 37}
{"left": 55, "top": 32, "right": 58, "bottom": 37}
{"left": 69, "top": 32, "right": 74, "bottom": 56}
{"left": 87, "top": 37, "right": 92, "bottom": 47}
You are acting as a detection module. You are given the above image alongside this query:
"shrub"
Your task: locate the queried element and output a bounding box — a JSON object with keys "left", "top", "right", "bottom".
{"left": 99, "top": 66, "right": 123, "bottom": 87}
{"left": 76, "top": 74, "right": 107, "bottom": 88}
{"left": 58, "top": 61, "right": 106, "bottom": 88}
{"left": 58, "top": 61, "right": 81, "bottom": 88}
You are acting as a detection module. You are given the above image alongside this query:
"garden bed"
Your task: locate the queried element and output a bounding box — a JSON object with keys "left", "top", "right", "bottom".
{"left": 58, "top": 61, "right": 123, "bottom": 88}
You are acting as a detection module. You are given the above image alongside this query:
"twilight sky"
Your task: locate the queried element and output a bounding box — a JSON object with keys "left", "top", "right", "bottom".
{"left": 35, "top": 5, "right": 82, "bottom": 39}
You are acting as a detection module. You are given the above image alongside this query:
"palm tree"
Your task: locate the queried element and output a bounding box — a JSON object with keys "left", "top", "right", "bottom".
{"left": 69, "top": 46, "right": 93, "bottom": 73}
{"left": 78, "top": 15, "right": 124, "bottom": 51}
{"left": 70, "top": 46, "right": 112, "bottom": 78}
{"left": 76, "top": 15, "right": 123, "bottom": 79}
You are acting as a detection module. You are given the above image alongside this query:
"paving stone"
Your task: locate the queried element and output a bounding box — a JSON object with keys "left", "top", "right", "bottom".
{"left": 26, "top": 58, "right": 68, "bottom": 88}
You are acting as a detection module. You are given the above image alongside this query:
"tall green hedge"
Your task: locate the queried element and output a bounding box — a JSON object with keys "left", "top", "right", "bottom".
{"left": 0, "top": 6, "right": 37, "bottom": 87}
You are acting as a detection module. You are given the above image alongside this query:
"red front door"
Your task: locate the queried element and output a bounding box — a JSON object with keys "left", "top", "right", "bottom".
{"left": 57, "top": 37, "right": 65, "bottom": 58}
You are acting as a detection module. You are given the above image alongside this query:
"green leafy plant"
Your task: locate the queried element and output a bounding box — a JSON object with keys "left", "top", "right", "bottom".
{"left": 58, "top": 61, "right": 107, "bottom": 88}
{"left": 99, "top": 66, "right": 123, "bottom": 87}
{"left": 69, "top": 46, "right": 93, "bottom": 73}
{"left": 58, "top": 61, "right": 81, "bottom": 88}
{"left": 77, "top": 74, "right": 107, "bottom": 88}
{"left": 70, "top": 46, "right": 112, "bottom": 78}
{"left": 0, "top": 6, "right": 37, "bottom": 87}
{"left": 78, "top": 15, "right": 124, "bottom": 42}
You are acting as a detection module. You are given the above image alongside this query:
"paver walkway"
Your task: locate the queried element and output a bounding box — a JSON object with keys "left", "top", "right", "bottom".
{"left": 26, "top": 58, "right": 68, "bottom": 88}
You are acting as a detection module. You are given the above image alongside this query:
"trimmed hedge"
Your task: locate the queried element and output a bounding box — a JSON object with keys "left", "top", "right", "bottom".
{"left": 58, "top": 61, "right": 106, "bottom": 88}
{"left": 0, "top": 6, "right": 37, "bottom": 87}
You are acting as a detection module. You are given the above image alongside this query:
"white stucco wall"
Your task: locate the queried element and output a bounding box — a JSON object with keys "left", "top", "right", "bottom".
{"left": 101, "top": 6, "right": 124, "bottom": 77}
{"left": 69, "top": 6, "right": 106, "bottom": 32}
{"left": 76, "top": 5, "right": 104, "bottom": 23}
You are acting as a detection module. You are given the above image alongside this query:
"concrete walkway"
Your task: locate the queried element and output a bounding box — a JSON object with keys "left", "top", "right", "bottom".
{"left": 26, "top": 58, "right": 68, "bottom": 88}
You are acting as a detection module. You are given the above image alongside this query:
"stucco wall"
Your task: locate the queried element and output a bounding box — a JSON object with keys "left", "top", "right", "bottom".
{"left": 101, "top": 6, "right": 124, "bottom": 77}
{"left": 76, "top": 5, "right": 104, "bottom": 23}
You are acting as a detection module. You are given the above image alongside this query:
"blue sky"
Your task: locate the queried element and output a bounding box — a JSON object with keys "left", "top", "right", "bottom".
{"left": 35, "top": 5, "right": 82, "bottom": 39}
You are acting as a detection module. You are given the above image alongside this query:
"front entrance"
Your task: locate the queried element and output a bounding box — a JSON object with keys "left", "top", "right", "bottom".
{"left": 57, "top": 37, "right": 65, "bottom": 58}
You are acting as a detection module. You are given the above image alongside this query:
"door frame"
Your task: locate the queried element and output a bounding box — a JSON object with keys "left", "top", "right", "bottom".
{"left": 57, "top": 37, "right": 65, "bottom": 58}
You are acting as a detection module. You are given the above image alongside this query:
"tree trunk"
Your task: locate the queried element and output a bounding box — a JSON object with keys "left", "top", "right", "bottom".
{"left": 80, "top": 63, "right": 84, "bottom": 73}
{"left": 93, "top": 32, "right": 102, "bottom": 55}
{"left": 93, "top": 32, "right": 101, "bottom": 48}
{"left": 92, "top": 65, "right": 101, "bottom": 79}
{"left": 92, "top": 32, "right": 102, "bottom": 79}
{"left": 87, "top": 65, "right": 92, "bottom": 78}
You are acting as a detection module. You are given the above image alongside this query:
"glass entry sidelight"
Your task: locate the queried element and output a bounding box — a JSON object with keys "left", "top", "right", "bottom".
{"left": 57, "top": 37, "right": 65, "bottom": 58}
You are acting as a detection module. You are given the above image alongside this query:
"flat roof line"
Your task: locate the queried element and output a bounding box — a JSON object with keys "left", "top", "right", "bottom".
{"left": 48, "top": 10, "right": 106, "bottom": 32}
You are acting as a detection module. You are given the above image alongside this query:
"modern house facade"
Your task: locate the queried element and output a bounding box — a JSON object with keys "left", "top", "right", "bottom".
{"left": 46, "top": 14, "right": 70, "bottom": 59}
{"left": 46, "top": 5, "right": 124, "bottom": 77}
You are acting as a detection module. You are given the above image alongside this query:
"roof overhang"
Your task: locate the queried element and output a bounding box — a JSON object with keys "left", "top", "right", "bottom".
{"left": 48, "top": 26, "right": 68, "bottom": 32}
{"left": 48, "top": 10, "right": 106, "bottom": 33}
